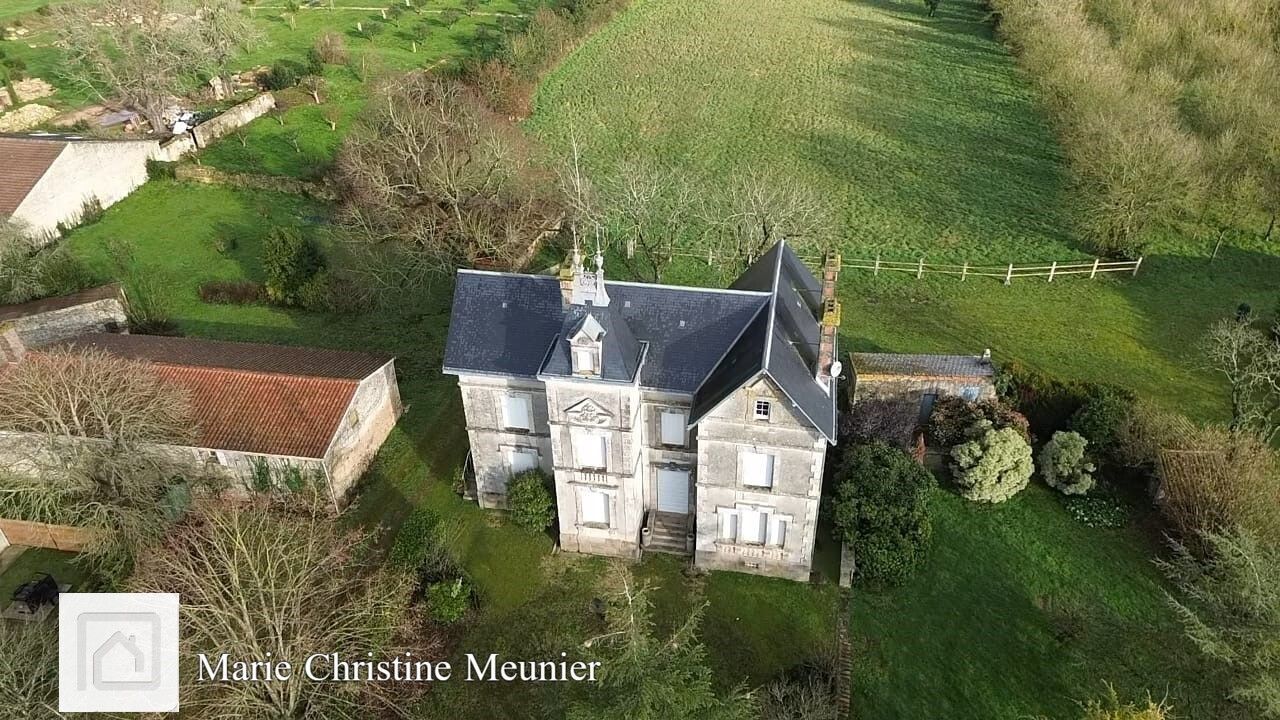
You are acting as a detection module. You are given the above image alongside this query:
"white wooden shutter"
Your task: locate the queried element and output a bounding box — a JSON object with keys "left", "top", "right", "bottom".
{"left": 768, "top": 517, "right": 788, "bottom": 547}
{"left": 717, "top": 509, "right": 738, "bottom": 541}
{"left": 574, "top": 348, "right": 595, "bottom": 373}
{"left": 508, "top": 448, "right": 539, "bottom": 474}
{"left": 739, "top": 508, "right": 766, "bottom": 544}
{"left": 742, "top": 452, "right": 775, "bottom": 488}
{"left": 660, "top": 410, "right": 686, "bottom": 446}
{"left": 503, "top": 394, "right": 531, "bottom": 430}
{"left": 573, "top": 430, "right": 608, "bottom": 469}
{"left": 581, "top": 489, "right": 609, "bottom": 526}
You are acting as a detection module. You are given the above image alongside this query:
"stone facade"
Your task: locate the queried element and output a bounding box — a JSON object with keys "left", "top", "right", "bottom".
{"left": 324, "top": 360, "right": 403, "bottom": 502}
{"left": 12, "top": 138, "right": 160, "bottom": 242}
{"left": 455, "top": 372, "right": 827, "bottom": 579}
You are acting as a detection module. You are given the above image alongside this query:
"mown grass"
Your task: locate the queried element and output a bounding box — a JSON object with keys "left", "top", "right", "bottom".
{"left": 0, "top": 548, "right": 86, "bottom": 601}
{"left": 528, "top": 0, "right": 1252, "bottom": 715}
{"left": 529, "top": 0, "right": 1279, "bottom": 421}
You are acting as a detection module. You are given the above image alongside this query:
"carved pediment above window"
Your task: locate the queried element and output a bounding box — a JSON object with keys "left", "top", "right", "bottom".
{"left": 565, "top": 398, "right": 613, "bottom": 427}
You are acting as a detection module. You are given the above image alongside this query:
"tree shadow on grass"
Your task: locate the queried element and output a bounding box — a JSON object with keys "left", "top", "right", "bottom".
{"left": 804, "top": 4, "right": 1081, "bottom": 260}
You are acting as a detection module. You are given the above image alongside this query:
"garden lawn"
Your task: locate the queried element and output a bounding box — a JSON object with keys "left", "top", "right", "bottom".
{"left": 527, "top": 0, "right": 1280, "bottom": 421}
{"left": 852, "top": 485, "right": 1234, "bottom": 718}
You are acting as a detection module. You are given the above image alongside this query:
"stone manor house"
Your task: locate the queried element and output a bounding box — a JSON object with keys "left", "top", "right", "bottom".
{"left": 444, "top": 241, "right": 840, "bottom": 580}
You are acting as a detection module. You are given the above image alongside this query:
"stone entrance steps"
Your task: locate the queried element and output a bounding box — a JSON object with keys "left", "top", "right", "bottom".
{"left": 645, "top": 512, "right": 692, "bottom": 555}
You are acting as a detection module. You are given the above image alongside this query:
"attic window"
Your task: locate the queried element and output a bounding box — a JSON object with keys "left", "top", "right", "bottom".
{"left": 753, "top": 400, "right": 771, "bottom": 421}
{"left": 573, "top": 347, "right": 598, "bottom": 375}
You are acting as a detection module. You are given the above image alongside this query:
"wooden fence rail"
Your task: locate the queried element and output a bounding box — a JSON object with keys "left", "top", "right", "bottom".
{"left": 847, "top": 255, "right": 1143, "bottom": 284}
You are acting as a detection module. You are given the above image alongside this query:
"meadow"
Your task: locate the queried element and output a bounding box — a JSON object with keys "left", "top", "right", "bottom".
{"left": 527, "top": 0, "right": 1263, "bottom": 715}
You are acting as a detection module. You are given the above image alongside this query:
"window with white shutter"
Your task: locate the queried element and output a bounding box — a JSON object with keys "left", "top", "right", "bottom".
{"left": 507, "top": 447, "right": 539, "bottom": 475}
{"left": 768, "top": 517, "right": 788, "bottom": 548}
{"left": 742, "top": 451, "right": 775, "bottom": 489}
{"left": 717, "top": 509, "right": 738, "bottom": 541}
{"left": 580, "top": 488, "right": 609, "bottom": 526}
{"left": 660, "top": 410, "right": 687, "bottom": 447}
{"left": 503, "top": 394, "right": 532, "bottom": 431}
{"left": 739, "top": 508, "right": 767, "bottom": 545}
{"left": 573, "top": 430, "right": 608, "bottom": 470}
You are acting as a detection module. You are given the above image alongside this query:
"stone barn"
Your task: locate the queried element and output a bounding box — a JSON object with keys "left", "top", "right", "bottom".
{"left": 0, "top": 332, "right": 403, "bottom": 507}
{"left": 0, "top": 284, "right": 127, "bottom": 357}
{"left": 849, "top": 351, "right": 996, "bottom": 445}
{"left": 0, "top": 133, "right": 160, "bottom": 242}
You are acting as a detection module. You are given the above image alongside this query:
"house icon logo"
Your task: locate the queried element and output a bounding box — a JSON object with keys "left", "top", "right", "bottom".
{"left": 59, "top": 593, "right": 180, "bottom": 713}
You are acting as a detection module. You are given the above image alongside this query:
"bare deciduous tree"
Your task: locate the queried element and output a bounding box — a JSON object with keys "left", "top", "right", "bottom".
{"left": 0, "top": 623, "right": 59, "bottom": 718}
{"left": 130, "top": 496, "right": 428, "bottom": 719}
{"left": 698, "top": 170, "right": 832, "bottom": 275}
{"left": 1204, "top": 314, "right": 1280, "bottom": 442}
{"left": 332, "top": 74, "right": 562, "bottom": 293}
{"left": 54, "top": 0, "right": 257, "bottom": 131}
{"left": 1157, "top": 426, "right": 1280, "bottom": 547}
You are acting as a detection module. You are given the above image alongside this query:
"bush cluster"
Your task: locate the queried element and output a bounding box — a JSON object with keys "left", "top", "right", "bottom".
{"left": 950, "top": 420, "right": 1034, "bottom": 503}
{"left": 262, "top": 227, "right": 327, "bottom": 308}
{"left": 507, "top": 469, "right": 556, "bottom": 532}
{"left": 425, "top": 577, "right": 472, "bottom": 624}
{"left": 262, "top": 58, "right": 308, "bottom": 90}
{"left": 312, "top": 32, "right": 349, "bottom": 65}
{"left": 831, "top": 441, "right": 936, "bottom": 585}
{"left": 198, "top": 280, "right": 266, "bottom": 305}
{"left": 996, "top": 360, "right": 1134, "bottom": 441}
{"left": 1039, "top": 430, "right": 1096, "bottom": 496}
{"left": 926, "top": 395, "right": 1030, "bottom": 447}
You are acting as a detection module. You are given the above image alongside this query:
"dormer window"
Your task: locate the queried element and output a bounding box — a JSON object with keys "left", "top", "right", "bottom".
{"left": 569, "top": 313, "right": 606, "bottom": 378}
{"left": 573, "top": 347, "right": 598, "bottom": 375}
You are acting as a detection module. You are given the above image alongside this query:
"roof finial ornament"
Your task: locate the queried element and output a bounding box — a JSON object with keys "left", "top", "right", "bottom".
{"left": 592, "top": 228, "right": 610, "bottom": 306}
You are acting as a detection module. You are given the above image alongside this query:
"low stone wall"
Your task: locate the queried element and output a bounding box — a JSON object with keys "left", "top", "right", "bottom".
{"left": 174, "top": 163, "right": 333, "bottom": 199}
{"left": 154, "top": 92, "right": 276, "bottom": 161}
{"left": 194, "top": 92, "right": 276, "bottom": 147}
{"left": 0, "top": 519, "right": 97, "bottom": 551}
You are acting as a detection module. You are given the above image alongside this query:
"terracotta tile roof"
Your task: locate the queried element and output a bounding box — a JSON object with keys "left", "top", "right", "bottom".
{"left": 0, "top": 284, "right": 124, "bottom": 323}
{"left": 0, "top": 137, "right": 67, "bottom": 215}
{"left": 151, "top": 365, "right": 357, "bottom": 458}
{"left": 44, "top": 333, "right": 395, "bottom": 458}
{"left": 63, "top": 332, "right": 393, "bottom": 379}
{"left": 851, "top": 352, "right": 995, "bottom": 379}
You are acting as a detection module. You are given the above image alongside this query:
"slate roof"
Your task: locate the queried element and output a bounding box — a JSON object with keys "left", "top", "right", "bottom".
{"left": 45, "top": 333, "right": 394, "bottom": 458}
{"left": 852, "top": 352, "right": 993, "bottom": 379}
{"left": 691, "top": 242, "right": 837, "bottom": 443}
{"left": 539, "top": 302, "right": 645, "bottom": 383}
{"left": 0, "top": 136, "right": 66, "bottom": 215}
{"left": 0, "top": 284, "right": 123, "bottom": 323}
{"left": 444, "top": 241, "right": 838, "bottom": 444}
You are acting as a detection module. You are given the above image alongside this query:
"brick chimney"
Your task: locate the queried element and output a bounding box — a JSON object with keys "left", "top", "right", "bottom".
{"left": 816, "top": 253, "right": 841, "bottom": 386}
{"left": 0, "top": 323, "right": 26, "bottom": 365}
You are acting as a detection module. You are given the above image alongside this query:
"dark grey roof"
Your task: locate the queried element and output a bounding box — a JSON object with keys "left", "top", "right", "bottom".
{"left": 442, "top": 272, "right": 565, "bottom": 378}
{"left": 444, "top": 270, "right": 769, "bottom": 391}
{"left": 539, "top": 302, "right": 644, "bottom": 383}
{"left": 852, "top": 352, "right": 994, "bottom": 378}
{"left": 690, "top": 241, "right": 837, "bottom": 443}
{"left": 443, "top": 242, "right": 837, "bottom": 444}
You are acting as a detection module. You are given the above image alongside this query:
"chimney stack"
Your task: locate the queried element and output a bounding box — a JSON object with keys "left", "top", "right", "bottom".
{"left": 816, "top": 253, "right": 841, "bottom": 386}
{"left": 0, "top": 323, "right": 26, "bottom": 365}
{"left": 559, "top": 245, "right": 582, "bottom": 309}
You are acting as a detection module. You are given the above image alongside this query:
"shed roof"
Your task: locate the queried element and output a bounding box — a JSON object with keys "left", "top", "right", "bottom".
{"left": 851, "top": 352, "right": 994, "bottom": 379}
{"left": 0, "top": 136, "right": 66, "bottom": 215}
{"left": 50, "top": 333, "right": 393, "bottom": 458}
{"left": 0, "top": 284, "right": 124, "bottom": 323}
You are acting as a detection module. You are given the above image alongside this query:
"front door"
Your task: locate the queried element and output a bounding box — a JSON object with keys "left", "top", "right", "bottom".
{"left": 656, "top": 468, "right": 690, "bottom": 514}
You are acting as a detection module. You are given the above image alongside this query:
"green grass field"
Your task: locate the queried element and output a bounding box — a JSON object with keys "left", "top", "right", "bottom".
{"left": 527, "top": 0, "right": 1255, "bottom": 715}
{"left": 528, "top": 0, "right": 1280, "bottom": 421}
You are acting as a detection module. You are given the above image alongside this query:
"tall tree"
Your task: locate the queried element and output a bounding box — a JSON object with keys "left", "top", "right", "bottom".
{"left": 1160, "top": 529, "right": 1280, "bottom": 719}
{"left": 569, "top": 569, "right": 756, "bottom": 720}
{"left": 1203, "top": 314, "right": 1280, "bottom": 443}
{"left": 130, "top": 495, "right": 425, "bottom": 719}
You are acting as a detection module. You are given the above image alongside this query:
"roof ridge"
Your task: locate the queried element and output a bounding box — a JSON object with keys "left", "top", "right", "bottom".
{"left": 148, "top": 361, "right": 363, "bottom": 384}
{"left": 760, "top": 238, "right": 786, "bottom": 368}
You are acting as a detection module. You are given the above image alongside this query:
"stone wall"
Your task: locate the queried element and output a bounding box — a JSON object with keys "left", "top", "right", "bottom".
{"left": 154, "top": 92, "right": 276, "bottom": 162}
{"left": 324, "top": 361, "right": 403, "bottom": 503}
{"left": 174, "top": 163, "right": 333, "bottom": 199}
{"left": 853, "top": 374, "right": 996, "bottom": 428}
{"left": 693, "top": 376, "right": 829, "bottom": 581}
{"left": 8, "top": 298, "right": 127, "bottom": 349}
{"left": 13, "top": 139, "right": 159, "bottom": 242}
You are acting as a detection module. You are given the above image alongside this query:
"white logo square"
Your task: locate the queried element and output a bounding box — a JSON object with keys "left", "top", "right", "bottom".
{"left": 58, "top": 593, "right": 180, "bottom": 713}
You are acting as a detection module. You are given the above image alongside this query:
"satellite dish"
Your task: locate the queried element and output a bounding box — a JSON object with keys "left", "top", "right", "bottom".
{"left": 829, "top": 361, "right": 844, "bottom": 378}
